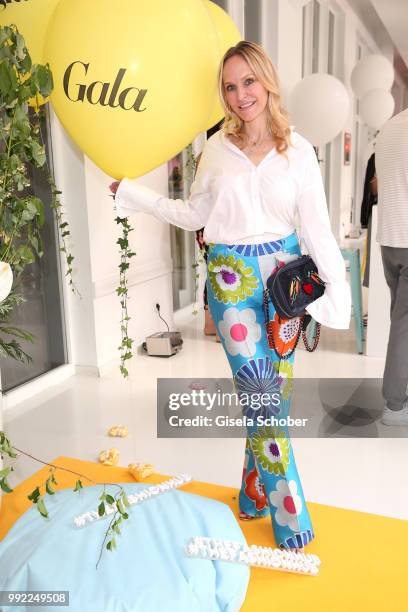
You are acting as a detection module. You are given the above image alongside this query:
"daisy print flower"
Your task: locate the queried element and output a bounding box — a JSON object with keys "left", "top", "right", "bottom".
{"left": 251, "top": 427, "right": 290, "bottom": 476}
{"left": 207, "top": 254, "right": 258, "bottom": 304}
{"left": 218, "top": 307, "right": 261, "bottom": 357}
{"left": 269, "top": 479, "right": 303, "bottom": 531}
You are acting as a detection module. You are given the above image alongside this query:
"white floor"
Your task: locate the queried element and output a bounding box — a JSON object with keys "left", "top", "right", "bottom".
{"left": 3, "top": 308, "right": 408, "bottom": 522}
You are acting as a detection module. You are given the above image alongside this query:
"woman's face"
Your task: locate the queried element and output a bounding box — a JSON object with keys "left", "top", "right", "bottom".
{"left": 222, "top": 55, "right": 268, "bottom": 124}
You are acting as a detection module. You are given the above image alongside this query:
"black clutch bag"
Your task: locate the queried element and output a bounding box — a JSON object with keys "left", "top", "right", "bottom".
{"left": 266, "top": 255, "right": 325, "bottom": 319}
{"left": 263, "top": 255, "right": 325, "bottom": 359}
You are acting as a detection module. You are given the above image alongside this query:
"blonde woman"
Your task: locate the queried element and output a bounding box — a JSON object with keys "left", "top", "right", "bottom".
{"left": 111, "top": 41, "right": 350, "bottom": 550}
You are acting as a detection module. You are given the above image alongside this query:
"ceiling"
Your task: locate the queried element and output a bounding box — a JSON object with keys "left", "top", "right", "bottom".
{"left": 346, "top": 0, "right": 408, "bottom": 81}
{"left": 345, "top": 0, "right": 393, "bottom": 53}
{"left": 370, "top": 0, "right": 408, "bottom": 65}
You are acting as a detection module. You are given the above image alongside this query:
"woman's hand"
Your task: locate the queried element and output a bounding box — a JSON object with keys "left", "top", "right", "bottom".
{"left": 109, "top": 180, "right": 121, "bottom": 195}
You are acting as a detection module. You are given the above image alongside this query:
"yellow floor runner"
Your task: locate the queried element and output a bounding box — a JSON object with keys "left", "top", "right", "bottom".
{"left": 1, "top": 456, "right": 407, "bottom": 611}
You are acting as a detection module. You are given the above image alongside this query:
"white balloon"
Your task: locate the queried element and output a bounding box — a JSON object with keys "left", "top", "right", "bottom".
{"left": 350, "top": 54, "right": 394, "bottom": 99}
{"left": 289, "top": 73, "right": 350, "bottom": 145}
{"left": 360, "top": 89, "right": 395, "bottom": 130}
{"left": 0, "top": 262, "right": 13, "bottom": 303}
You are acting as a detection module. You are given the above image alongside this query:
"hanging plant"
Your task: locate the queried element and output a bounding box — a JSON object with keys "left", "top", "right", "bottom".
{"left": 115, "top": 215, "right": 136, "bottom": 378}
{"left": 0, "top": 24, "right": 77, "bottom": 362}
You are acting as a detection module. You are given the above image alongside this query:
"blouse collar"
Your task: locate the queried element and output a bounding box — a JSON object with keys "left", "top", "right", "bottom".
{"left": 220, "top": 131, "right": 278, "bottom": 168}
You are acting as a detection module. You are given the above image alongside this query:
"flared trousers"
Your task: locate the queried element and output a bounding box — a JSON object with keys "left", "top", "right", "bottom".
{"left": 206, "top": 233, "right": 314, "bottom": 549}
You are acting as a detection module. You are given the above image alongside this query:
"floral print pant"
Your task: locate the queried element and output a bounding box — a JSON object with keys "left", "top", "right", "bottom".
{"left": 206, "top": 234, "right": 314, "bottom": 549}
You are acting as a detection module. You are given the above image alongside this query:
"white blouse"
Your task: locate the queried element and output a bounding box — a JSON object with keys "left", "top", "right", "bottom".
{"left": 115, "top": 130, "right": 351, "bottom": 329}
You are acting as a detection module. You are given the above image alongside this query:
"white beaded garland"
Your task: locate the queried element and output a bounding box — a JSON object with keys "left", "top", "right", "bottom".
{"left": 185, "top": 536, "right": 321, "bottom": 576}
{"left": 73, "top": 474, "right": 192, "bottom": 527}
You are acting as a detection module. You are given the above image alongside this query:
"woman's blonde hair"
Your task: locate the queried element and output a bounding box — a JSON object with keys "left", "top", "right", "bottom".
{"left": 218, "top": 41, "right": 291, "bottom": 155}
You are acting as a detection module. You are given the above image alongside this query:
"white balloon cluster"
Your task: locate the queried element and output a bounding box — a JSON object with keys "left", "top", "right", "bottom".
{"left": 185, "top": 536, "right": 321, "bottom": 575}
{"left": 350, "top": 55, "right": 395, "bottom": 129}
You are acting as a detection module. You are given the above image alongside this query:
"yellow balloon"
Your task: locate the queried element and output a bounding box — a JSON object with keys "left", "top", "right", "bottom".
{"left": 0, "top": 0, "right": 59, "bottom": 107}
{"left": 44, "top": 0, "right": 220, "bottom": 179}
{"left": 0, "top": 0, "right": 60, "bottom": 64}
{"left": 204, "top": 1, "right": 241, "bottom": 130}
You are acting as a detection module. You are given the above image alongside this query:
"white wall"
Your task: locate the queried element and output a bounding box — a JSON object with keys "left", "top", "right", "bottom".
{"left": 228, "top": 0, "right": 245, "bottom": 35}
{"left": 273, "top": 0, "right": 303, "bottom": 102}
{"left": 50, "top": 110, "right": 176, "bottom": 375}
{"left": 49, "top": 109, "right": 98, "bottom": 370}
{"left": 84, "top": 158, "right": 174, "bottom": 372}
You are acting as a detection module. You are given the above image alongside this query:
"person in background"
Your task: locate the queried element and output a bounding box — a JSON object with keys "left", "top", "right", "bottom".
{"left": 375, "top": 108, "right": 408, "bottom": 426}
{"left": 360, "top": 152, "right": 377, "bottom": 288}
{"left": 195, "top": 226, "right": 220, "bottom": 340}
{"left": 110, "top": 41, "right": 350, "bottom": 550}
{"left": 196, "top": 120, "right": 224, "bottom": 341}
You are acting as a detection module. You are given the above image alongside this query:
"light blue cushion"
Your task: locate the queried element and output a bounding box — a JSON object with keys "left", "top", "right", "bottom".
{"left": 0, "top": 484, "right": 249, "bottom": 612}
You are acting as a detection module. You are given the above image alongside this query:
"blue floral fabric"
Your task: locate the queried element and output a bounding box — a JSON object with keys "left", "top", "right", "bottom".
{"left": 206, "top": 233, "right": 314, "bottom": 549}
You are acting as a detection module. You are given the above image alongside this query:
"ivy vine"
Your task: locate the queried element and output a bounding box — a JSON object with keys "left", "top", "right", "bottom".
{"left": 115, "top": 215, "right": 136, "bottom": 378}
{"left": 0, "top": 430, "right": 130, "bottom": 569}
{"left": 0, "top": 24, "right": 78, "bottom": 362}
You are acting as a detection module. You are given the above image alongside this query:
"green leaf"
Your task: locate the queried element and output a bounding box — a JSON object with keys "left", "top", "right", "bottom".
{"left": 37, "top": 498, "right": 49, "bottom": 518}
{"left": 0, "top": 477, "right": 13, "bottom": 493}
{"left": 20, "top": 52, "right": 32, "bottom": 74}
{"left": 0, "top": 325, "right": 35, "bottom": 342}
{"left": 0, "top": 27, "right": 12, "bottom": 46}
{"left": 0, "top": 60, "right": 17, "bottom": 96}
{"left": 21, "top": 199, "right": 40, "bottom": 223}
{"left": 28, "top": 487, "right": 41, "bottom": 503}
{"left": 98, "top": 501, "right": 106, "bottom": 517}
{"left": 15, "top": 33, "right": 27, "bottom": 59}
{"left": 0, "top": 432, "right": 18, "bottom": 459}
{"left": 33, "top": 197, "right": 45, "bottom": 225}
{"left": 15, "top": 244, "right": 35, "bottom": 265}
{"left": 31, "top": 63, "right": 53, "bottom": 97}
{"left": 116, "top": 499, "right": 126, "bottom": 516}
{"left": 0, "top": 467, "right": 13, "bottom": 479}
{"left": 45, "top": 478, "right": 55, "bottom": 495}
{"left": 0, "top": 338, "right": 32, "bottom": 363}
{"left": 73, "top": 479, "right": 83, "bottom": 493}
{"left": 29, "top": 140, "right": 46, "bottom": 167}
{"left": 105, "top": 494, "right": 115, "bottom": 505}
{"left": 122, "top": 494, "right": 130, "bottom": 508}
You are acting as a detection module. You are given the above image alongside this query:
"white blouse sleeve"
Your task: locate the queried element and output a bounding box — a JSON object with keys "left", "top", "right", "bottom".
{"left": 297, "top": 144, "right": 351, "bottom": 329}
{"left": 114, "top": 147, "right": 213, "bottom": 231}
